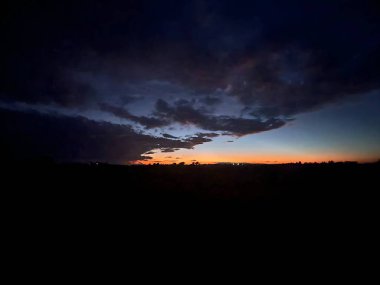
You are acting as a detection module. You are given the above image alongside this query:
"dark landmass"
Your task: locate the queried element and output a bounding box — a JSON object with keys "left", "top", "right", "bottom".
{"left": 3, "top": 161, "right": 379, "bottom": 220}
{"left": 2, "top": 160, "right": 379, "bottom": 259}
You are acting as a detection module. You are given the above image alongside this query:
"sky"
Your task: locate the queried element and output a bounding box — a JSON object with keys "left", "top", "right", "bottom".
{"left": 1, "top": 0, "right": 379, "bottom": 164}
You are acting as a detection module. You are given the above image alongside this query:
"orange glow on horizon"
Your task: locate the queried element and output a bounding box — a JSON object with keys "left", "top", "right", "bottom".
{"left": 132, "top": 151, "right": 377, "bottom": 165}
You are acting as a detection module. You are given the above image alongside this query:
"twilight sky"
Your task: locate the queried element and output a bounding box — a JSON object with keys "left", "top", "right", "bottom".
{"left": 1, "top": 0, "right": 379, "bottom": 164}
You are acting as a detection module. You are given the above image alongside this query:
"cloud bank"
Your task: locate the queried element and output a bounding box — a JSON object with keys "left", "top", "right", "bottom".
{"left": 1, "top": 0, "right": 379, "bottom": 162}
{"left": 0, "top": 108, "right": 214, "bottom": 164}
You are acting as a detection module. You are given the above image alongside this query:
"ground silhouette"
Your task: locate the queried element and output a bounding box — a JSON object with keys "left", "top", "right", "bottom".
{"left": 3, "top": 160, "right": 379, "bottom": 255}
{"left": 3, "top": 161, "right": 379, "bottom": 217}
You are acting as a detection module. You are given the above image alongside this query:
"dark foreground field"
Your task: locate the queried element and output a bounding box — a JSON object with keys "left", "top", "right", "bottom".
{"left": 3, "top": 162, "right": 379, "bottom": 220}
{"left": 2, "top": 161, "right": 380, "bottom": 261}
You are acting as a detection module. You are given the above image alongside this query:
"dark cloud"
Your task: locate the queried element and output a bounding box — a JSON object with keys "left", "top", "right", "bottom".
{"left": 155, "top": 99, "right": 286, "bottom": 136}
{"left": 3, "top": 1, "right": 378, "bottom": 111}
{"left": 182, "top": 132, "right": 221, "bottom": 145}
{"left": 223, "top": 47, "right": 380, "bottom": 117}
{"left": 139, "top": 155, "right": 153, "bottom": 161}
{"left": 99, "top": 103, "right": 168, "bottom": 128}
{"left": 157, "top": 133, "right": 219, "bottom": 153}
{"left": 200, "top": 96, "right": 222, "bottom": 106}
{"left": 0, "top": 108, "right": 206, "bottom": 163}
{"left": 1, "top": 0, "right": 379, "bottom": 162}
{"left": 185, "top": 135, "right": 213, "bottom": 145}
{"left": 196, "top": 132, "right": 220, "bottom": 138}
{"left": 160, "top": 148, "right": 180, "bottom": 153}
{"left": 162, "top": 133, "right": 178, "bottom": 139}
